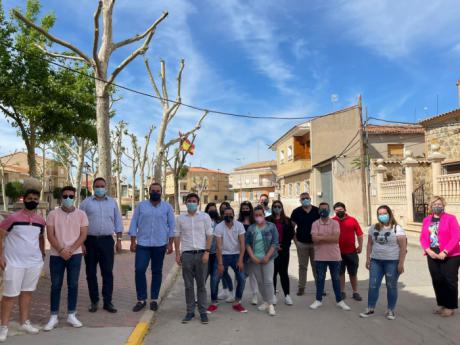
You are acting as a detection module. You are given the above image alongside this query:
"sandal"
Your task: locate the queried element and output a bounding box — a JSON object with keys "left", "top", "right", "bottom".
{"left": 433, "top": 307, "right": 444, "bottom": 314}
{"left": 440, "top": 309, "right": 455, "bottom": 317}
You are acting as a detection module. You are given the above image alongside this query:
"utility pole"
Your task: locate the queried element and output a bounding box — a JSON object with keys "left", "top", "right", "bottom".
{"left": 363, "top": 105, "right": 371, "bottom": 225}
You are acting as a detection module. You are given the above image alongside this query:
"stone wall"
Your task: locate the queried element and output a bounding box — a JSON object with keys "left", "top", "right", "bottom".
{"left": 425, "top": 119, "right": 460, "bottom": 162}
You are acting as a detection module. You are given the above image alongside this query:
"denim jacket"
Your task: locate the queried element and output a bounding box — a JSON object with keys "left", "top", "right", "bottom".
{"left": 245, "top": 221, "right": 279, "bottom": 262}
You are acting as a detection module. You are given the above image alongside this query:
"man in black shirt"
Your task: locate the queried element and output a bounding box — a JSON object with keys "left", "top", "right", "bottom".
{"left": 290, "top": 192, "right": 320, "bottom": 296}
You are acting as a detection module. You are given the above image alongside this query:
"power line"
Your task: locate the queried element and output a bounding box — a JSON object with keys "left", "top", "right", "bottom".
{"left": 368, "top": 117, "right": 418, "bottom": 125}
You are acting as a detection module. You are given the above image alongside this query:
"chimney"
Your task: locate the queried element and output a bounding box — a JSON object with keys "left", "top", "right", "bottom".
{"left": 457, "top": 80, "right": 460, "bottom": 108}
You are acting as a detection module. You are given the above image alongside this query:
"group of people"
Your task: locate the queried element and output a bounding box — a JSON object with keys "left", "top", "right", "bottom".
{"left": 0, "top": 180, "right": 458, "bottom": 341}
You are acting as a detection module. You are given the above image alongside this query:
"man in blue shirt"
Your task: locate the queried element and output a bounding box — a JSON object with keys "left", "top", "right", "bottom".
{"left": 129, "top": 182, "right": 175, "bottom": 312}
{"left": 80, "top": 177, "right": 124, "bottom": 314}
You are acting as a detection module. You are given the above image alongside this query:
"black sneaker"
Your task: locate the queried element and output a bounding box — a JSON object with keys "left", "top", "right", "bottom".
{"left": 200, "top": 313, "right": 209, "bottom": 324}
{"left": 150, "top": 301, "right": 158, "bottom": 312}
{"left": 181, "top": 313, "right": 195, "bottom": 324}
{"left": 359, "top": 308, "right": 375, "bottom": 318}
{"left": 88, "top": 302, "right": 98, "bottom": 313}
{"left": 341, "top": 292, "right": 346, "bottom": 300}
{"left": 352, "top": 292, "right": 363, "bottom": 301}
{"left": 132, "top": 301, "right": 146, "bottom": 312}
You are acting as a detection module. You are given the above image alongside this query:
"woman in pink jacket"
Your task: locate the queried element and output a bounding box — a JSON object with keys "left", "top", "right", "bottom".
{"left": 420, "top": 196, "right": 460, "bottom": 317}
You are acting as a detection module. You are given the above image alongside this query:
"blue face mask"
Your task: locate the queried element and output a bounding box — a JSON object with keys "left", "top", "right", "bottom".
{"left": 302, "top": 199, "right": 311, "bottom": 207}
{"left": 378, "top": 214, "right": 390, "bottom": 224}
{"left": 62, "top": 198, "right": 74, "bottom": 208}
{"left": 94, "top": 187, "right": 106, "bottom": 197}
{"left": 187, "top": 202, "right": 198, "bottom": 212}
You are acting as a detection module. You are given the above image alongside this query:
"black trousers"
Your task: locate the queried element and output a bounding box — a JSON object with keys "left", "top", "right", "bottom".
{"left": 427, "top": 255, "right": 460, "bottom": 309}
{"left": 274, "top": 248, "right": 290, "bottom": 296}
{"left": 84, "top": 236, "right": 115, "bottom": 304}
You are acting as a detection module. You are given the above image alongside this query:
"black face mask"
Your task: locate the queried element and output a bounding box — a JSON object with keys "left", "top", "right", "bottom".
{"left": 208, "top": 210, "right": 219, "bottom": 219}
{"left": 224, "top": 215, "right": 234, "bottom": 223}
{"left": 150, "top": 192, "right": 161, "bottom": 202}
{"left": 262, "top": 200, "right": 269, "bottom": 207}
{"left": 336, "top": 211, "right": 346, "bottom": 219}
{"left": 24, "top": 201, "right": 39, "bottom": 210}
{"left": 241, "top": 210, "right": 251, "bottom": 217}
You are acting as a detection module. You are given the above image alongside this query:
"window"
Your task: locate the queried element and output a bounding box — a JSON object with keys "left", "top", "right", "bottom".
{"left": 287, "top": 146, "right": 293, "bottom": 160}
{"left": 288, "top": 183, "right": 293, "bottom": 196}
{"left": 304, "top": 180, "right": 310, "bottom": 193}
{"left": 387, "top": 144, "right": 404, "bottom": 158}
{"left": 245, "top": 178, "right": 250, "bottom": 185}
{"left": 282, "top": 184, "right": 286, "bottom": 196}
{"left": 295, "top": 182, "right": 301, "bottom": 195}
{"left": 443, "top": 162, "right": 460, "bottom": 174}
{"left": 280, "top": 150, "right": 285, "bottom": 163}
{"left": 253, "top": 178, "right": 258, "bottom": 184}
{"left": 214, "top": 195, "right": 218, "bottom": 201}
{"left": 224, "top": 195, "right": 228, "bottom": 200}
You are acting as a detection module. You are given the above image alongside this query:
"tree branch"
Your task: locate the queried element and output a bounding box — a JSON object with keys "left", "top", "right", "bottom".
{"left": 112, "top": 11, "right": 168, "bottom": 50}
{"left": 160, "top": 59, "right": 169, "bottom": 108}
{"left": 93, "top": 1, "right": 103, "bottom": 73}
{"left": 13, "top": 10, "right": 93, "bottom": 65}
{"left": 163, "top": 111, "right": 208, "bottom": 149}
{"left": 34, "top": 44, "right": 86, "bottom": 61}
{"left": 143, "top": 56, "right": 163, "bottom": 106}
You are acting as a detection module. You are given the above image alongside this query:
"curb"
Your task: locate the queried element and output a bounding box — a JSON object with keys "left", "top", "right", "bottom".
{"left": 125, "top": 262, "right": 181, "bottom": 345}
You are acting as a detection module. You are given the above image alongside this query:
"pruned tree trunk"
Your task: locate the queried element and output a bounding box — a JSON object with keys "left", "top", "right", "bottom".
{"left": 173, "top": 174, "right": 180, "bottom": 213}
{"left": 112, "top": 120, "right": 126, "bottom": 210}
{"left": 39, "top": 144, "right": 46, "bottom": 201}
{"left": 14, "top": 2, "right": 168, "bottom": 190}
{"left": 75, "top": 139, "right": 86, "bottom": 206}
{"left": 0, "top": 164, "right": 8, "bottom": 211}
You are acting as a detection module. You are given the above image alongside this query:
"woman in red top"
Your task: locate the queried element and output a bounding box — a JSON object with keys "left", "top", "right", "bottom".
{"left": 266, "top": 200, "right": 295, "bottom": 305}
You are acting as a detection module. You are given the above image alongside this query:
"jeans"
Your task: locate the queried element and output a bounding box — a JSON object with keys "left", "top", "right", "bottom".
{"left": 315, "top": 261, "right": 342, "bottom": 302}
{"left": 207, "top": 253, "right": 233, "bottom": 294}
{"left": 50, "top": 254, "right": 83, "bottom": 314}
{"left": 84, "top": 236, "right": 114, "bottom": 304}
{"left": 367, "top": 259, "right": 399, "bottom": 310}
{"left": 249, "top": 260, "right": 275, "bottom": 304}
{"left": 274, "top": 249, "right": 290, "bottom": 296}
{"left": 211, "top": 254, "right": 246, "bottom": 302}
{"left": 427, "top": 255, "right": 460, "bottom": 309}
{"left": 182, "top": 252, "right": 207, "bottom": 314}
{"left": 135, "top": 245, "right": 167, "bottom": 301}
{"left": 296, "top": 242, "right": 316, "bottom": 289}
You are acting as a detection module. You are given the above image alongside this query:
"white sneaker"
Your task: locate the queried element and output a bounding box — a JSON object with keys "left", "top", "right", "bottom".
{"left": 67, "top": 313, "right": 83, "bottom": 328}
{"left": 0, "top": 326, "right": 8, "bottom": 342}
{"left": 337, "top": 300, "right": 351, "bottom": 311}
{"left": 268, "top": 304, "right": 276, "bottom": 316}
{"left": 218, "top": 288, "right": 229, "bottom": 300}
{"left": 43, "top": 315, "right": 58, "bottom": 331}
{"left": 309, "top": 300, "right": 323, "bottom": 310}
{"left": 225, "top": 294, "right": 235, "bottom": 303}
{"left": 19, "top": 320, "right": 39, "bottom": 334}
{"left": 273, "top": 295, "right": 278, "bottom": 305}
{"left": 257, "top": 302, "right": 269, "bottom": 311}
{"left": 385, "top": 310, "right": 396, "bottom": 320}
{"left": 285, "top": 295, "right": 294, "bottom": 306}
{"left": 251, "top": 294, "right": 258, "bottom": 305}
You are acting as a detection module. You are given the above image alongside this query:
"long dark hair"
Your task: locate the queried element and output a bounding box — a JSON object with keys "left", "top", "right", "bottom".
{"left": 238, "top": 201, "right": 255, "bottom": 224}
{"left": 267, "top": 200, "right": 290, "bottom": 224}
{"left": 205, "top": 202, "right": 217, "bottom": 214}
{"left": 374, "top": 205, "right": 398, "bottom": 230}
{"left": 219, "top": 201, "right": 231, "bottom": 218}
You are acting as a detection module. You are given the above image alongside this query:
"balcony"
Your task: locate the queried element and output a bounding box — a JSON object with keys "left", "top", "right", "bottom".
{"left": 277, "top": 159, "right": 311, "bottom": 177}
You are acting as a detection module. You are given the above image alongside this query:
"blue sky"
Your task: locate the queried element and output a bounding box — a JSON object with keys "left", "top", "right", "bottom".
{"left": 2, "top": 0, "right": 460, "bottom": 175}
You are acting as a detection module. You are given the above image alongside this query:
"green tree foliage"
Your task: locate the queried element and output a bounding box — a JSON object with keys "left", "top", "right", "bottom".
{"left": 5, "top": 181, "right": 24, "bottom": 202}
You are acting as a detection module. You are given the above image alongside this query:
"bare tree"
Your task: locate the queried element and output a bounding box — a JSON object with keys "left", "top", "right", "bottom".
{"left": 166, "top": 133, "right": 197, "bottom": 214}
{"left": 14, "top": 2, "right": 168, "bottom": 188}
{"left": 191, "top": 175, "right": 208, "bottom": 211}
{"left": 144, "top": 57, "right": 208, "bottom": 184}
{"left": 111, "top": 120, "right": 127, "bottom": 210}
{"left": 124, "top": 132, "right": 140, "bottom": 211}
{"left": 135, "top": 126, "right": 154, "bottom": 202}
{"left": 61, "top": 138, "right": 88, "bottom": 206}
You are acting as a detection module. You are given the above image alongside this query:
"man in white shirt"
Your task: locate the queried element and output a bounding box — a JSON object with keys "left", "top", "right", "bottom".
{"left": 174, "top": 193, "right": 212, "bottom": 324}
{"left": 208, "top": 207, "right": 247, "bottom": 314}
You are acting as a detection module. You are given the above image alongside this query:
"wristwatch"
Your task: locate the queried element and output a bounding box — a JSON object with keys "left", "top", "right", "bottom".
{"left": 204, "top": 249, "right": 210, "bottom": 253}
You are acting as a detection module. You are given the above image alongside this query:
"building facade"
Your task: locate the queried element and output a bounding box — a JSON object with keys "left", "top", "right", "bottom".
{"left": 229, "top": 160, "right": 277, "bottom": 203}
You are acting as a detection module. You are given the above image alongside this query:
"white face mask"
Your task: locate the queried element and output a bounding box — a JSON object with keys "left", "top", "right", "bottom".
{"left": 255, "top": 216, "right": 265, "bottom": 224}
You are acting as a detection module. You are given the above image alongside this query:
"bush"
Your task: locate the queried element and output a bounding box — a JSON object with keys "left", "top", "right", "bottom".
{"left": 121, "top": 204, "right": 132, "bottom": 216}
{"left": 5, "top": 181, "right": 25, "bottom": 202}
{"left": 53, "top": 187, "right": 63, "bottom": 200}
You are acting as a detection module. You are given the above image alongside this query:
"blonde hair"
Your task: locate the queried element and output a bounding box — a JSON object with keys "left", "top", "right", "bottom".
{"left": 429, "top": 196, "right": 446, "bottom": 209}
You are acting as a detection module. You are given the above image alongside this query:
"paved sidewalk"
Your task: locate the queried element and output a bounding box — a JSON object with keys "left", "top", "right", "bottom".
{"left": 5, "top": 238, "right": 176, "bottom": 344}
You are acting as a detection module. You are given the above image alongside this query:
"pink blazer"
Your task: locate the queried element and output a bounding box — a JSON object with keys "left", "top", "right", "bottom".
{"left": 420, "top": 213, "right": 460, "bottom": 257}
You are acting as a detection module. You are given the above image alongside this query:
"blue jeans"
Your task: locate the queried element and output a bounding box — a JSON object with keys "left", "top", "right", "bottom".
{"left": 368, "top": 259, "right": 399, "bottom": 310}
{"left": 315, "top": 261, "right": 342, "bottom": 302}
{"left": 50, "top": 254, "right": 83, "bottom": 314}
{"left": 207, "top": 253, "right": 233, "bottom": 294}
{"left": 211, "top": 254, "right": 246, "bottom": 302}
{"left": 135, "top": 245, "right": 167, "bottom": 301}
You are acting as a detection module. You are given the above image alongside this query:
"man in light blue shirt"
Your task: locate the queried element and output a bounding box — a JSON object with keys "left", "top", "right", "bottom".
{"left": 129, "top": 182, "right": 175, "bottom": 312}
{"left": 80, "top": 177, "right": 123, "bottom": 314}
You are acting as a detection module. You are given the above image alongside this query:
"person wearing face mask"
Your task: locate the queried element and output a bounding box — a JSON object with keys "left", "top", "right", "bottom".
{"left": 216, "top": 201, "right": 235, "bottom": 302}
{"left": 128, "top": 183, "right": 175, "bottom": 313}
{"left": 44, "top": 186, "right": 88, "bottom": 331}
{"left": 174, "top": 193, "right": 213, "bottom": 324}
{"left": 266, "top": 200, "right": 295, "bottom": 305}
{"left": 259, "top": 194, "right": 271, "bottom": 217}
{"left": 290, "top": 192, "right": 320, "bottom": 296}
{"left": 420, "top": 196, "right": 460, "bottom": 317}
{"left": 332, "top": 202, "right": 363, "bottom": 301}
{"left": 310, "top": 203, "right": 351, "bottom": 311}
{"left": 80, "top": 177, "right": 123, "bottom": 314}
{"left": 245, "top": 206, "right": 279, "bottom": 316}
{"left": 0, "top": 189, "right": 45, "bottom": 341}
{"left": 208, "top": 207, "right": 247, "bottom": 313}
{"left": 360, "top": 205, "right": 407, "bottom": 320}
{"left": 238, "top": 201, "right": 259, "bottom": 305}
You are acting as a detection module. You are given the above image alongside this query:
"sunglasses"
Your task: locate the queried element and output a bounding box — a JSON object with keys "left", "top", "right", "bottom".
{"left": 62, "top": 195, "right": 75, "bottom": 199}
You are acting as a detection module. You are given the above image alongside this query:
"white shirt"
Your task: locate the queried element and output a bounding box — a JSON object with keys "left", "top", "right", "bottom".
{"left": 175, "top": 211, "right": 213, "bottom": 252}
{"left": 215, "top": 220, "right": 246, "bottom": 255}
